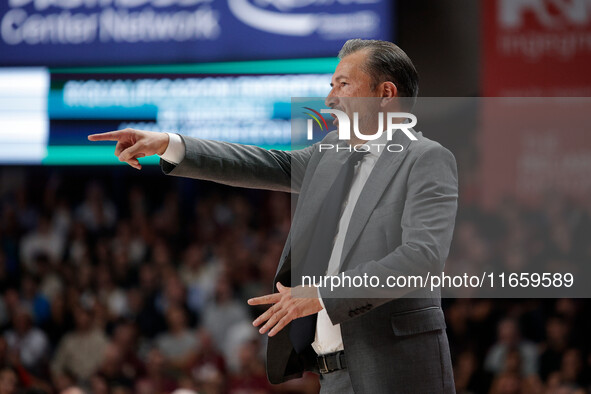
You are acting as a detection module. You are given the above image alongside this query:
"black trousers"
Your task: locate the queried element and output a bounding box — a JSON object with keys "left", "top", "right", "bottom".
{"left": 319, "top": 369, "right": 355, "bottom": 394}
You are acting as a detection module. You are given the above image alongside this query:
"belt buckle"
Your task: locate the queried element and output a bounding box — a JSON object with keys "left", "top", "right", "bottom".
{"left": 319, "top": 355, "right": 330, "bottom": 374}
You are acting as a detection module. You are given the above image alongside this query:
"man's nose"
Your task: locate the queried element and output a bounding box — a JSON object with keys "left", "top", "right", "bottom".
{"left": 325, "top": 91, "right": 338, "bottom": 108}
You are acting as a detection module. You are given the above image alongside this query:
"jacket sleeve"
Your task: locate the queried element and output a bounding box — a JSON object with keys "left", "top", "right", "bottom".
{"left": 319, "top": 144, "right": 459, "bottom": 325}
{"left": 160, "top": 134, "right": 316, "bottom": 193}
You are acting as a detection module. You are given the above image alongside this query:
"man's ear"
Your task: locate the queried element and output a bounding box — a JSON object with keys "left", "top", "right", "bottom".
{"left": 380, "top": 81, "right": 398, "bottom": 107}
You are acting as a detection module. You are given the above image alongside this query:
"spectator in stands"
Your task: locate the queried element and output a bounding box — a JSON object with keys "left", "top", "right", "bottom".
{"left": 75, "top": 182, "right": 116, "bottom": 233}
{"left": 227, "top": 339, "right": 271, "bottom": 394}
{"left": 135, "top": 348, "right": 177, "bottom": 394}
{"left": 539, "top": 315, "right": 570, "bottom": 381}
{"left": 0, "top": 367, "right": 18, "bottom": 394}
{"left": 453, "top": 349, "right": 492, "bottom": 394}
{"left": 4, "top": 306, "right": 49, "bottom": 375}
{"left": 111, "top": 220, "right": 147, "bottom": 267}
{"left": 188, "top": 329, "right": 225, "bottom": 392}
{"left": 110, "top": 320, "right": 145, "bottom": 382}
{"left": 36, "top": 254, "right": 63, "bottom": 303}
{"left": 1, "top": 167, "right": 590, "bottom": 393}
{"left": 89, "top": 373, "right": 109, "bottom": 394}
{"left": 179, "top": 243, "right": 218, "bottom": 316}
{"left": 485, "top": 318, "right": 539, "bottom": 377}
{"left": 43, "top": 293, "right": 74, "bottom": 347}
{"left": 59, "top": 387, "right": 85, "bottom": 394}
{"left": 19, "top": 275, "right": 51, "bottom": 326}
{"left": 127, "top": 269, "right": 166, "bottom": 338}
{"left": 51, "top": 305, "right": 109, "bottom": 384}
{"left": 156, "top": 274, "right": 192, "bottom": 322}
{"left": 557, "top": 349, "right": 587, "bottom": 389}
{"left": 155, "top": 306, "right": 197, "bottom": 371}
{"left": 94, "top": 342, "right": 134, "bottom": 390}
{"left": 202, "top": 277, "right": 249, "bottom": 355}
{"left": 67, "top": 221, "right": 89, "bottom": 266}
{"left": 19, "top": 215, "right": 64, "bottom": 272}
{"left": 95, "top": 265, "right": 128, "bottom": 320}
{"left": 488, "top": 371, "right": 521, "bottom": 394}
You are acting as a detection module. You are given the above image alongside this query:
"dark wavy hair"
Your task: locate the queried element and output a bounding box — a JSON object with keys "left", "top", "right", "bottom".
{"left": 338, "top": 39, "right": 419, "bottom": 107}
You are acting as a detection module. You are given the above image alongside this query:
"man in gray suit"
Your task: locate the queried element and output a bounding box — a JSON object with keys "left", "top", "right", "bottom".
{"left": 89, "top": 39, "right": 458, "bottom": 393}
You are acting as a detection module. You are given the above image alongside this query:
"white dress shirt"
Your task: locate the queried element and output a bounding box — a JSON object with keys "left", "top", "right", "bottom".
{"left": 159, "top": 132, "right": 388, "bottom": 355}
{"left": 160, "top": 133, "right": 185, "bottom": 164}
{"left": 310, "top": 134, "right": 387, "bottom": 355}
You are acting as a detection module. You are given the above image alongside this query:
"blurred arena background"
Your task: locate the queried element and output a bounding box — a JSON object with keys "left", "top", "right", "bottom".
{"left": 1, "top": 0, "right": 591, "bottom": 393}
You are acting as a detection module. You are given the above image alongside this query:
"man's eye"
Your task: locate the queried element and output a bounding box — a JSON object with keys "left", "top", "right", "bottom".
{"left": 341, "top": 82, "right": 348, "bottom": 86}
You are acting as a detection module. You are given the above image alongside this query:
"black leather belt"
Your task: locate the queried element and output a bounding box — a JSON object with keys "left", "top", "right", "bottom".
{"left": 317, "top": 350, "right": 347, "bottom": 374}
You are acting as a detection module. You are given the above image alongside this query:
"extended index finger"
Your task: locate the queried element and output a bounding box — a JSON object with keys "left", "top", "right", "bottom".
{"left": 88, "top": 130, "right": 125, "bottom": 142}
{"left": 248, "top": 293, "right": 281, "bottom": 306}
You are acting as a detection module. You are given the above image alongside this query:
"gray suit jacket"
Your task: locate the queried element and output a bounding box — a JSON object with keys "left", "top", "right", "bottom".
{"left": 161, "top": 129, "right": 458, "bottom": 393}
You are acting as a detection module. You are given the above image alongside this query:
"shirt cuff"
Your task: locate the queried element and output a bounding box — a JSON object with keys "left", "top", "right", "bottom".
{"left": 317, "top": 286, "right": 325, "bottom": 309}
{"left": 159, "top": 133, "right": 185, "bottom": 165}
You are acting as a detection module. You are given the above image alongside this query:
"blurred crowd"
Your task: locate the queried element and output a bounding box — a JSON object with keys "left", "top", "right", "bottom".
{"left": 0, "top": 165, "right": 589, "bottom": 394}
{"left": 445, "top": 193, "right": 591, "bottom": 394}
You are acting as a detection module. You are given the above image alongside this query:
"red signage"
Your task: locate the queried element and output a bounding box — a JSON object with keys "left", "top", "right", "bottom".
{"left": 479, "top": 99, "right": 591, "bottom": 209}
{"left": 483, "top": 0, "right": 591, "bottom": 96}
{"left": 479, "top": 1, "right": 591, "bottom": 209}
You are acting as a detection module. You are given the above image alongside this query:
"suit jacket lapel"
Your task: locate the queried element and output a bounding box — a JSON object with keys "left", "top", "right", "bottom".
{"left": 276, "top": 130, "right": 419, "bottom": 278}
{"left": 338, "top": 132, "right": 416, "bottom": 270}
{"left": 290, "top": 140, "right": 350, "bottom": 250}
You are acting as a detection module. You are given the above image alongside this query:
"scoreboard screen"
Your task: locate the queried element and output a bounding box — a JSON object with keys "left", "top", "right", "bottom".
{"left": 0, "top": 58, "right": 336, "bottom": 165}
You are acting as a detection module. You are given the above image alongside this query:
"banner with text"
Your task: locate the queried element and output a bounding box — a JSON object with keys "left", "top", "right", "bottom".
{"left": 0, "top": 0, "right": 393, "bottom": 66}
{"left": 482, "top": 0, "right": 591, "bottom": 96}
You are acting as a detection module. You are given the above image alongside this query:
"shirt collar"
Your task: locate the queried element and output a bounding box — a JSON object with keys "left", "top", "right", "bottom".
{"left": 360, "top": 131, "right": 389, "bottom": 158}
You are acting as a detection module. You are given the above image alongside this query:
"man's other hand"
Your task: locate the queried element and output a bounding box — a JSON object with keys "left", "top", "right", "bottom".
{"left": 248, "top": 282, "right": 323, "bottom": 337}
{"left": 88, "top": 128, "right": 169, "bottom": 170}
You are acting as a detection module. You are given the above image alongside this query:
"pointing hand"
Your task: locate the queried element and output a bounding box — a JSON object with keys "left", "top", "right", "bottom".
{"left": 88, "top": 128, "right": 169, "bottom": 170}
